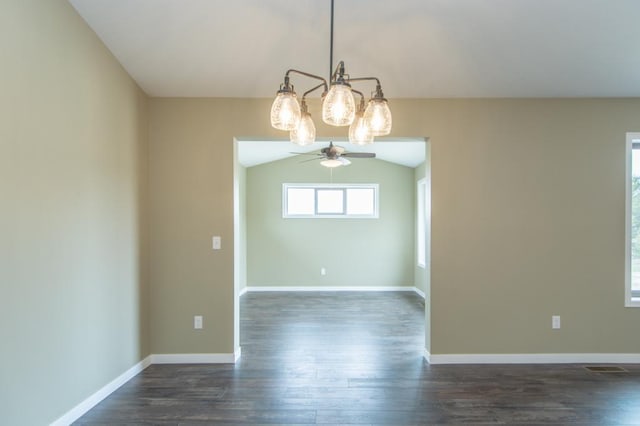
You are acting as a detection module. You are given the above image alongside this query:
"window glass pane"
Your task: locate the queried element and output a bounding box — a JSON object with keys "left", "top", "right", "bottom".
{"left": 287, "top": 188, "right": 314, "bottom": 215}
{"left": 317, "top": 189, "right": 344, "bottom": 214}
{"left": 633, "top": 146, "right": 640, "bottom": 292}
{"left": 346, "top": 188, "right": 374, "bottom": 215}
{"left": 633, "top": 149, "right": 640, "bottom": 177}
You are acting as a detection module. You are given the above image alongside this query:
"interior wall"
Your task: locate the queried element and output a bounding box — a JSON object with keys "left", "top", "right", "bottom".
{"left": 148, "top": 97, "right": 640, "bottom": 357}
{"left": 246, "top": 155, "right": 415, "bottom": 288}
{"left": 148, "top": 98, "right": 282, "bottom": 355}
{"left": 0, "top": 1, "right": 149, "bottom": 425}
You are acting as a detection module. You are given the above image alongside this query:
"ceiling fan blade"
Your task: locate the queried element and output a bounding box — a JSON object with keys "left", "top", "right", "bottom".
{"left": 290, "top": 152, "right": 322, "bottom": 156}
{"left": 299, "top": 157, "right": 324, "bottom": 163}
{"left": 342, "top": 152, "right": 376, "bottom": 158}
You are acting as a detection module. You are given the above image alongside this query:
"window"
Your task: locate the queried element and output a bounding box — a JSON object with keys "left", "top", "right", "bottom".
{"left": 626, "top": 133, "right": 640, "bottom": 307}
{"left": 417, "top": 178, "right": 427, "bottom": 268}
{"left": 283, "top": 183, "right": 378, "bottom": 218}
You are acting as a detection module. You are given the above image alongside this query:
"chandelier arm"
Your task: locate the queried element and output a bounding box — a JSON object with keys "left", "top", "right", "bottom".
{"left": 348, "top": 77, "right": 385, "bottom": 98}
{"left": 351, "top": 89, "right": 366, "bottom": 110}
{"left": 347, "top": 77, "right": 381, "bottom": 86}
{"left": 284, "top": 69, "right": 329, "bottom": 96}
{"left": 303, "top": 82, "right": 328, "bottom": 99}
{"left": 286, "top": 69, "right": 328, "bottom": 86}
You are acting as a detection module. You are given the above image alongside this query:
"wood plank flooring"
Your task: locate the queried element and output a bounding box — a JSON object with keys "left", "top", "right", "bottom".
{"left": 75, "top": 291, "right": 640, "bottom": 425}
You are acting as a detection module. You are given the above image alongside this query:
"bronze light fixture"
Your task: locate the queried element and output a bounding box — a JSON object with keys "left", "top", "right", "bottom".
{"left": 270, "top": 0, "right": 392, "bottom": 146}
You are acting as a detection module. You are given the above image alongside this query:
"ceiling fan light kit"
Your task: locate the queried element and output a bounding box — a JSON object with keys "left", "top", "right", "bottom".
{"left": 270, "top": 0, "right": 392, "bottom": 151}
{"left": 293, "top": 141, "right": 375, "bottom": 169}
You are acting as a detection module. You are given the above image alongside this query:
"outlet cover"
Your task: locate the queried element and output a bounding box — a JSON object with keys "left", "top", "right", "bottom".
{"left": 194, "top": 315, "right": 203, "bottom": 329}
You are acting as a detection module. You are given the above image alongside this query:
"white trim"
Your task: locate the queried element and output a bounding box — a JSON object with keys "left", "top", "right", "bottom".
{"left": 239, "top": 286, "right": 248, "bottom": 297}
{"left": 50, "top": 355, "right": 152, "bottom": 426}
{"left": 428, "top": 353, "right": 640, "bottom": 365}
{"left": 413, "top": 287, "right": 426, "bottom": 299}
{"left": 51, "top": 351, "right": 241, "bottom": 425}
{"left": 626, "top": 132, "right": 640, "bottom": 307}
{"left": 423, "top": 348, "right": 431, "bottom": 363}
{"left": 417, "top": 177, "right": 427, "bottom": 268}
{"left": 245, "top": 286, "right": 419, "bottom": 293}
{"left": 151, "top": 353, "right": 238, "bottom": 364}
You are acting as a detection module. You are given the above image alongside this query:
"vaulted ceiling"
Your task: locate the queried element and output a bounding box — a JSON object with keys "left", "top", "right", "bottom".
{"left": 69, "top": 0, "right": 640, "bottom": 99}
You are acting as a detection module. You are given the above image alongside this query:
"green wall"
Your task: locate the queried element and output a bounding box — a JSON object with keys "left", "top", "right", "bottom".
{"left": 0, "top": 1, "right": 149, "bottom": 424}
{"left": 246, "top": 155, "right": 416, "bottom": 288}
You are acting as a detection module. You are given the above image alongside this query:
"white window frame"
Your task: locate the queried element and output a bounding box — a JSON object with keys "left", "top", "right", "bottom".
{"left": 417, "top": 178, "right": 427, "bottom": 268}
{"left": 283, "top": 183, "right": 379, "bottom": 219}
{"left": 625, "top": 132, "right": 640, "bottom": 307}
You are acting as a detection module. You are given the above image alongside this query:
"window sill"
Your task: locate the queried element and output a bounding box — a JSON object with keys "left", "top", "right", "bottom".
{"left": 625, "top": 299, "right": 640, "bottom": 308}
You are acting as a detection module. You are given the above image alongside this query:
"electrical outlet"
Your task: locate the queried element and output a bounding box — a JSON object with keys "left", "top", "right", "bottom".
{"left": 552, "top": 315, "right": 561, "bottom": 329}
{"left": 194, "top": 315, "right": 203, "bottom": 329}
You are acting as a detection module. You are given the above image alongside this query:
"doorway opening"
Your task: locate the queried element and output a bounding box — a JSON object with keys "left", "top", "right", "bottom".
{"left": 233, "top": 137, "right": 431, "bottom": 361}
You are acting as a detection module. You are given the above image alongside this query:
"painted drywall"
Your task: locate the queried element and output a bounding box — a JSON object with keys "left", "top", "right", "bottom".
{"left": 246, "top": 155, "right": 415, "bottom": 288}
{"left": 0, "top": 1, "right": 149, "bottom": 424}
{"left": 148, "top": 99, "right": 284, "bottom": 354}
{"left": 148, "top": 97, "right": 640, "bottom": 357}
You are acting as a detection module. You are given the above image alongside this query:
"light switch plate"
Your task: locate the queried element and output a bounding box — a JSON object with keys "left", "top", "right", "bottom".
{"left": 194, "top": 315, "right": 203, "bottom": 329}
{"left": 212, "top": 236, "right": 221, "bottom": 250}
{"left": 552, "top": 315, "right": 561, "bottom": 329}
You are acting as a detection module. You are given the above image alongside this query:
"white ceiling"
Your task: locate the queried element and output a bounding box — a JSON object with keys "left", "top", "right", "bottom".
{"left": 69, "top": 0, "right": 640, "bottom": 98}
{"left": 237, "top": 139, "right": 426, "bottom": 168}
{"left": 68, "top": 0, "right": 640, "bottom": 167}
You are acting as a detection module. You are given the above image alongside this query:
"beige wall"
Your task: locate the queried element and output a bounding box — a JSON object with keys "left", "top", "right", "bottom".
{"left": 148, "top": 98, "right": 282, "bottom": 354}
{"left": 7, "top": 1, "right": 640, "bottom": 423}
{"left": 0, "top": 0, "right": 149, "bottom": 424}
{"left": 246, "top": 155, "right": 415, "bottom": 288}
{"left": 149, "top": 97, "right": 640, "bottom": 357}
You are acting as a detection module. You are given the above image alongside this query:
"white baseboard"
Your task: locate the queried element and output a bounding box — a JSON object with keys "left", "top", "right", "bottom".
{"left": 51, "top": 351, "right": 240, "bottom": 425}
{"left": 413, "top": 287, "right": 426, "bottom": 299}
{"left": 151, "top": 352, "right": 238, "bottom": 364}
{"left": 427, "top": 353, "right": 640, "bottom": 364}
{"left": 245, "top": 286, "right": 423, "bottom": 295}
{"left": 50, "top": 355, "right": 152, "bottom": 426}
{"left": 423, "top": 348, "right": 431, "bottom": 363}
{"left": 239, "top": 286, "right": 248, "bottom": 296}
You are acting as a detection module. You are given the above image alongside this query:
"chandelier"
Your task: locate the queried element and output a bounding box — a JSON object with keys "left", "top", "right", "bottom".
{"left": 270, "top": 0, "right": 392, "bottom": 146}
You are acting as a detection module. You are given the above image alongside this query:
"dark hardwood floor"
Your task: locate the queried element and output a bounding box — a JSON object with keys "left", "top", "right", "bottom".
{"left": 75, "top": 291, "right": 640, "bottom": 425}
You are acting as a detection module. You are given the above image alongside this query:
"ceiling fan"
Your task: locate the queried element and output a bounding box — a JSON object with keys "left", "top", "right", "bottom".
{"left": 293, "top": 142, "right": 376, "bottom": 168}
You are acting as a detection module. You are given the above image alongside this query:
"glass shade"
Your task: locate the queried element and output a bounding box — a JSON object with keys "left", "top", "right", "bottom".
{"left": 320, "top": 158, "right": 343, "bottom": 168}
{"left": 322, "top": 83, "right": 356, "bottom": 126}
{"left": 271, "top": 91, "right": 301, "bottom": 131}
{"left": 290, "top": 112, "right": 316, "bottom": 146}
{"left": 363, "top": 98, "right": 392, "bottom": 136}
{"left": 349, "top": 111, "right": 374, "bottom": 145}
